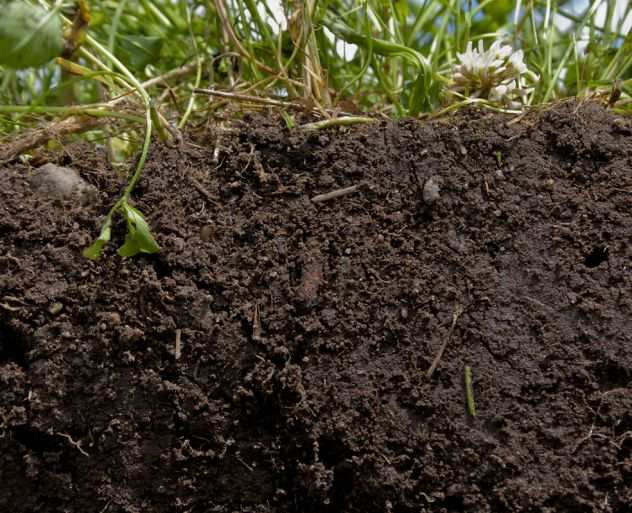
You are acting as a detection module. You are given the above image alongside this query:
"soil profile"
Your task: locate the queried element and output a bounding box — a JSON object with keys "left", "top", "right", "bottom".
{"left": 1, "top": 101, "right": 631, "bottom": 512}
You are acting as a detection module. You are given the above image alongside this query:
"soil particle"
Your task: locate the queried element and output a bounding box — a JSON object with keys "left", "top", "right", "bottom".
{"left": 1, "top": 101, "right": 631, "bottom": 512}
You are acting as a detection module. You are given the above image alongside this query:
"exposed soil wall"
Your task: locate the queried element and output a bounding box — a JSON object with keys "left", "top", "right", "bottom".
{"left": 1, "top": 101, "right": 631, "bottom": 512}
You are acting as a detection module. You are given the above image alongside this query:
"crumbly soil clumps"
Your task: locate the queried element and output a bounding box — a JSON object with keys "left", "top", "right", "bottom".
{"left": 1, "top": 101, "right": 631, "bottom": 513}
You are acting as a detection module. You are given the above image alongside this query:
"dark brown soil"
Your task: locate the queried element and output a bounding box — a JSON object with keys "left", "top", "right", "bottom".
{"left": 1, "top": 101, "right": 631, "bottom": 513}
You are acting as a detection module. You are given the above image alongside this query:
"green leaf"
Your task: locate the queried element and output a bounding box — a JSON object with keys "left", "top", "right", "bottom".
{"left": 482, "top": 0, "right": 514, "bottom": 27}
{"left": 117, "top": 35, "right": 163, "bottom": 71}
{"left": 83, "top": 239, "right": 108, "bottom": 260}
{"left": 0, "top": 3, "right": 64, "bottom": 69}
{"left": 117, "top": 203, "right": 160, "bottom": 257}
{"left": 405, "top": 64, "right": 442, "bottom": 116}
{"left": 83, "top": 217, "right": 112, "bottom": 260}
{"left": 393, "top": 0, "right": 409, "bottom": 22}
{"left": 117, "top": 232, "right": 142, "bottom": 257}
{"left": 281, "top": 110, "right": 295, "bottom": 129}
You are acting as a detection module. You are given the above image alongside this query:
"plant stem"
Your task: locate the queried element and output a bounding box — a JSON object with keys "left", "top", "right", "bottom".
{"left": 0, "top": 105, "right": 143, "bottom": 123}
{"left": 301, "top": 116, "right": 374, "bottom": 130}
{"left": 465, "top": 365, "right": 476, "bottom": 417}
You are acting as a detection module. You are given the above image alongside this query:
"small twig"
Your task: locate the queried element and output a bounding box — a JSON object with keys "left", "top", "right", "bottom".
{"left": 573, "top": 421, "right": 598, "bottom": 454}
{"left": 252, "top": 303, "right": 263, "bottom": 341}
{"left": 194, "top": 88, "right": 301, "bottom": 109}
{"left": 0, "top": 303, "right": 21, "bottom": 312}
{"left": 0, "top": 116, "right": 102, "bottom": 164}
{"left": 236, "top": 453, "right": 254, "bottom": 472}
{"left": 2, "top": 295, "right": 27, "bottom": 304}
{"left": 426, "top": 303, "right": 463, "bottom": 379}
{"left": 57, "top": 432, "right": 90, "bottom": 457}
{"left": 142, "top": 62, "right": 199, "bottom": 90}
{"left": 301, "top": 116, "right": 374, "bottom": 130}
{"left": 419, "top": 492, "right": 436, "bottom": 503}
{"left": 189, "top": 177, "right": 221, "bottom": 207}
{"left": 98, "top": 499, "right": 112, "bottom": 513}
{"left": 519, "top": 295, "right": 555, "bottom": 312}
{"left": 174, "top": 329, "right": 182, "bottom": 360}
{"left": 311, "top": 184, "right": 362, "bottom": 203}
{"left": 617, "top": 431, "right": 632, "bottom": 446}
{"left": 464, "top": 365, "right": 477, "bottom": 417}
{"left": 0, "top": 295, "right": 28, "bottom": 312}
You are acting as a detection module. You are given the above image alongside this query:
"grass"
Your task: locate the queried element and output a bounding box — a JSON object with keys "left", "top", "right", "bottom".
{"left": 0, "top": 0, "right": 631, "bottom": 257}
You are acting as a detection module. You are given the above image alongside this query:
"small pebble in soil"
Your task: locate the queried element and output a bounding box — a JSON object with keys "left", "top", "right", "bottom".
{"left": 48, "top": 302, "right": 63, "bottom": 315}
{"left": 120, "top": 326, "right": 144, "bottom": 342}
{"left": 122, "top": 351, "right": 136, "bottom": 364}
{"left": 30, "top": 163, "right": 97, "bottom": 205}
{"left": 107, "top": 312, "right": 122, "bottom": 325}
{"left": 423, "top": 177, "right": 441, "bottom": 204}
{"left": 318, "top": 174, "right": 335, "bottom": 187}
{"left": 200, "top": 224, "right": 214, "bottom": 242}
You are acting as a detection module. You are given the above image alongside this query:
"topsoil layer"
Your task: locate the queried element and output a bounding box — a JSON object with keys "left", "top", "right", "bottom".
{"left": 1, "top": 101, "right": 631, "bottom": 513}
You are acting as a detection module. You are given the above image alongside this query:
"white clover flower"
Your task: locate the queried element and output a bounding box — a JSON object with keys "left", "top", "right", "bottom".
{"left": 489, "top": 84, "right": 509, "bottom": 102}
{"left": 450, "top": 39, "right": 538, "bottom": 108}
{"left": 508, "top": 50, "right": 527, "bottom": 74}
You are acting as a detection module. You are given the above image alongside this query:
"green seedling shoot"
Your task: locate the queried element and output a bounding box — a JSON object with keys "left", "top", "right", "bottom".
{"left": 465, "top": 365, "right": 477, "bottom": 417}
{"left": 83, "top": 202, "right": 159, "bottom": 260}
{"left": 82, "top": 118, "right": 160, "bottom": 260}
{"left": 281, "top": 110, "right": 296, "bottom": 129}
{"left": 82, "top": 107, "right": 160, "bottom": 259}
{"left": 76, "top": 13, "right": 160, "bottom": 260}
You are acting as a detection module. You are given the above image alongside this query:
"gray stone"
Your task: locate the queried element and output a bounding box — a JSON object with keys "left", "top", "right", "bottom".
{"left": 30, "top": 163, "right": 97, "bottom": 205}
{"left": 422, "top": 177, "right": 441, "bottom": 204}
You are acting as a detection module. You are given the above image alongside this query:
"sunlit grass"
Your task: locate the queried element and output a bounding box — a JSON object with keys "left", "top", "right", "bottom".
{"left": 1, "top": 0, "right": 630, "bottom": 130}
